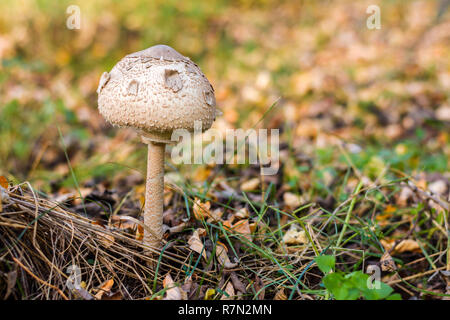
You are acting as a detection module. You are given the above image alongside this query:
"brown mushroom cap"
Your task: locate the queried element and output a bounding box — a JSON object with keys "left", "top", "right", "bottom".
{"left": 97, "top": 44, "right": 216, "bottom": 142}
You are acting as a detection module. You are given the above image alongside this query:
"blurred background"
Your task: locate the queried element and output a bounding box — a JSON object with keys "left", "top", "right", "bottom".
{"left": 0, "top": 0, "right": 449, "bottom": 196}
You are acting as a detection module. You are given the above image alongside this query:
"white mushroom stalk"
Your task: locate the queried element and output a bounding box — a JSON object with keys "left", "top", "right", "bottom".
{"left": 97, "top": 44, "right": 217, "bottom": 252}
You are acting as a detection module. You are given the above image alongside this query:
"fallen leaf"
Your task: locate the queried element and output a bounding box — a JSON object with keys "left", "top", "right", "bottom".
{"left": 215, "top": 242, "right": 238, "bottom": 268}
{"left": 111, "top": 215, "right": 138, "bottom": 231}
{"left": 436, "top": 105, "right": 450, "bottom": 121}
{"left": 253, "top": 275, "right": 265, "bottom": 300}
{"left": 381, "top": 239, "right": 421, "bottom": 254}
{"left": 188, "top": 229, "right": 208, "bottom": 260}
{"left": 4, "top": 270, "right": 17, "bottom": 299}
{"left": 136, "top": 224, "right": 144, "bottom": 241}
{"left": 220, "top": 281, "right": 235, "bottom": 300}
{"left": 181, "top": 275, "right": 194, "bottom": 296}
{"left": 207, "top": 208, "right": 224, "bottom": 223}
{"left": 230, "top": 272, "right": 247, "bottom": 293}
{"left": 234, "top": 207, "right": 250, "bottom": 219}
{"left": 384, "top": 204, "right": 397, "bottom": 214}
{"left": 240, "top": 178, "right": 260, "bottom": 192}
{"left": 223, "top": 218, "right": 253, "bottom": 242}
{"left": 249, "top": 222, "right": 258, "bottom": 234}
{"left": 274, "top": 288, "right": 287, "bottom": 300}
{"left": 94, "top": 279, "right": 114, "bottom": 300}
{"left": 428, "top": 180, "right": 448, "bottom": 196}
{"left": 193, "top": 197, "right": 212, "bottom": 221}
{"left": 282, "top": 224, "right": 308, "bottom": 245}
{"left": 163, "top": 273, "right": 187, "bottom": 300}
{"left": 169, "top": 222, "right": 187, "bottom": 234}
{"left": 380, "top": 251, "right": 397, "bottom": 272}
{"left": 396, "top": 187, "right": 414, "bottom": 207}
{"left": 283, "top": 192, "right": 302, "bottom": 208}
{"left": 204, "top": 288, "right": 215, "bottom": 300}
{"left": 233, "top": 219, "right": 253, "bottom": 241}
{"left": 192, "top": 167, "right": 212, "bottom": 182}
{"left": 0, "top": 176, "right": 9, "bottom": 189}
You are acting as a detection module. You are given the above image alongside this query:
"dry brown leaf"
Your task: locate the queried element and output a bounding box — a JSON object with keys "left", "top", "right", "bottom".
{"left": 136, "top": 224, "right": 144, "bottom": 241}
{"left": 274, "top": 288, "right": 287, "bottom": 300}
{"left": 94, "top": 279, "right": 114, "bottom": 300}
{"left": 283, "top": 192, "right": 302, "bottom": 208}
{"left": 207, "top": 208, "right": 224, "bottom": 223}
{"left": 234, "top": 207, "right": 250, "bottom": 219}
{"left": 0, "top": 176, "right": 9, "bottom": 189}
{"left": 4, "top": 270, "right": 17, "bottom": 299}
{"left": 230, "top": 272, "right": 247, "bottom": 293}
{"left": 111, "top": 215, "right": 137, "bottom": 230}
{"left": 233, "top": 219, "right": 253, "bottom": 241}
{"left": 380, "top": 251, "right": 397, "bottom": 272}
{"left": 169, "top": 222, "right": 187, "bottom": 234}
{"left": 223, "top": 218, "right": 253, "bottom": 242}
{"left": 428, "top": 180, "right": 448, "bottom": 196}
{"left": 384, "top": 204, "right": 397, "bottom": 214}
{"left": 215, "top": 242, "right": 238, "bottom": 268}
{"left": 188, "top": 229, "right": 207, "bottom": 260}
{"left": 193, "top": 197, "right": 212, "bottom": 221}
{"left": 249, "top": 222, "right": 257, "bottom": 234}
{"left": 192, "top": 167, "right": 212, "bottom": 182}
{"left": 240, "top": 178, "right": 260, "bottom": 191}
{"left": 436, "top": 105, "right": 450, "bottom": 121}
{"left": 381, "top": 239, "right": 421, "bottom": 254}
{"left": 396, "top": 187, "right": 414, "bottom": 207}
{"left": 416, "top": 179, "right": 427, "bottom": 191}
{"left": 253, "top": 275, "right": 265, "bottom": 300}
{"left": 163, "top": 273, "right": 187, "bottom": 300}
{"left": 220, "top": 281, "right": 235, "bottom": 300}
{"left": 282, "top": 224, "right": 308, "bottom": 245}
{"left": 395, "top": 239, "right": 421, "bottom": 253}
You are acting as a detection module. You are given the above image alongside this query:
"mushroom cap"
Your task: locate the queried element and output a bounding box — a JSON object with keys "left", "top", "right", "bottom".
{"left": 97, "top": 44, "right": 216, "bottom": 142}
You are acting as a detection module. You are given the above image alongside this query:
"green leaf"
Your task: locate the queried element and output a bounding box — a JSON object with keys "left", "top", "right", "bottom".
{"left": 386, "top": 293, "right": 402, "bottom": 300}
{"left": 323, "top": 272, "right": 345, "bottom": 298}
{"left": 315, "top": 255, "right": 335, "bottom": 274}
{"left": 362, "top": 280, "right": 394, "bottom": 300}
{"left": 347, "top": 271, "right": 369, "bottom": 290}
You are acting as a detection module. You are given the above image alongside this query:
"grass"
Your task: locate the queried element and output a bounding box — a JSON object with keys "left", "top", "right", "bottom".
{"left": 0, "top": 0, "right": 449, "bottom": 300}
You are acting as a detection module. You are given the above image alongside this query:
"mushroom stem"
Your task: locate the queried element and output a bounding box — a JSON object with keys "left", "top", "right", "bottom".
{"left": 144, "top": 141, "right": 165, "bottom": 250}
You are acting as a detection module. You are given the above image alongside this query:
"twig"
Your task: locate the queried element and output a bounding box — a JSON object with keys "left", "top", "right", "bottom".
{"left": 406, "top": 181, "right": 449, "bottom": 211}
{"left": 387, "top": 266, "right": 447, "bottom": 285}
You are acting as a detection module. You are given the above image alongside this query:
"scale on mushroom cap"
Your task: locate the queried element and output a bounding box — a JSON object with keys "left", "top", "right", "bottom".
{"left": 97, "top": 44, "right": 218, "bottom": 254}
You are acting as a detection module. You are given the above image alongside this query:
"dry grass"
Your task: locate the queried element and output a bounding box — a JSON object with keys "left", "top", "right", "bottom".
{"left": 0, "top": 182, "right": 220, "bottom": 299}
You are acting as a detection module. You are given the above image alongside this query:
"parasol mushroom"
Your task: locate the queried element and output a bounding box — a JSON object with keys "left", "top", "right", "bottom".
{"left": 97, "top": 44, "right": 217, "bottom": 253}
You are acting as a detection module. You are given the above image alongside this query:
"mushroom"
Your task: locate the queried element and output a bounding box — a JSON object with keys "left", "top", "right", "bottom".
{"left": 97, "top": 44, "right": 217, "bottom": 252}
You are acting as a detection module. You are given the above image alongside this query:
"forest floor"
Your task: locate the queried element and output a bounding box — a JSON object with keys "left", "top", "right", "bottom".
{"left": 0, "top": 0, "right": 449, "bottom": 300}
